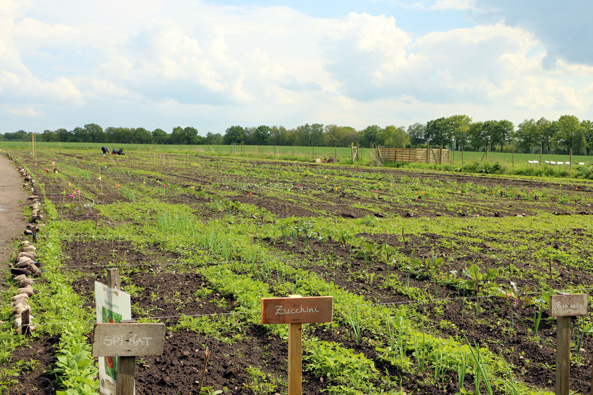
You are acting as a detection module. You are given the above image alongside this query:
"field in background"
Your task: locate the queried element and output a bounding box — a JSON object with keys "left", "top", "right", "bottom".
{"left": 3, "top": 140, "right": 592, "bottom": 169}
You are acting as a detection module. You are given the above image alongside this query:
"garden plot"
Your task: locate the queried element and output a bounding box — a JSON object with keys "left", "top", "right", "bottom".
{"left": 1, "top": 145, "right": 593, "bottom": 394}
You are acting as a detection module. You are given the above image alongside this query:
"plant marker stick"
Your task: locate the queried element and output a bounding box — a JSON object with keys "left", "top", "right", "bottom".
{"left": 262, "top": 295, "right": 333, "bottom": 395}
{"left": 198, "top": 347, "right": 210, "bottom": 394}
{"left": 107, "top": 268, "right": 135, "bottom": 395}
{"left": 22, "top": 308, "right": 31, "bottom": 336}
{"left": 556, "top": 316, "right": 570, "bottom": 395}
{"left": 288, "top": 295, "right": 303, "bottom": 395}
{"left": 550, "top": 294, "right": 588, "bottom": 395}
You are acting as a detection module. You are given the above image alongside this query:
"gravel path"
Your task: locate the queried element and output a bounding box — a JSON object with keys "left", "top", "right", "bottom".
{"left": 0, "top": 154, "right": 27, "bottom": 271}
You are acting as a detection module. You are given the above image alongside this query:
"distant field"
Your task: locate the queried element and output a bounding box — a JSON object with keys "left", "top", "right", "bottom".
{"left": 1, "top": 141, "right": 591, "bottom": 169}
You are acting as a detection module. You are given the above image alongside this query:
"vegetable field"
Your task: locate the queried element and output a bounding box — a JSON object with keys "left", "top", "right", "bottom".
{"left": 2, "top": 144, "right": 593, "bottom": 394}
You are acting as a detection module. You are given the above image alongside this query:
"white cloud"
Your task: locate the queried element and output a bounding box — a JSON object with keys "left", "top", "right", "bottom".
{"left": 1, "top": 0, "right": 592, "bottom": 133}
{"left": 431, "top": 0, "right": 476, "bottom": 10}
{"left": 6, "top": 105, "right": 42, "bottom": 117}
{"left": 471, "top": 0, "right": 593, "bottom": 67}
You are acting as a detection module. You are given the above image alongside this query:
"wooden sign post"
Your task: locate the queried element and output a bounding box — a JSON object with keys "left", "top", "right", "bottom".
{"left": 549, "top": 294, "right": 588, "bottom": 395}
{"left": 261, "top": 295, "right": 333, "bottom": 395}
{"left": 92, "top": 323, "right": 166, "bottom": 395}
{"left": 95, "top": 268, "right": 132, "bottom": 395}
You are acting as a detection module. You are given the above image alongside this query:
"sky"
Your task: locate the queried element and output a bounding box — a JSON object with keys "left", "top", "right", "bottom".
{"left": 1, "top": 0, "right": 593, "bottom": 135}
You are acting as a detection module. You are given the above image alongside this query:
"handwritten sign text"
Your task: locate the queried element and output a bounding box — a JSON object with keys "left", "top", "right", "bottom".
{"left": 262, "top": 296, "right": 333, "bottom": 324}
{"left": 92, "top": 323, "right": 166, "bottom": 357}
{"left": 550, "top": 294, "right": 588, "bottom": 317}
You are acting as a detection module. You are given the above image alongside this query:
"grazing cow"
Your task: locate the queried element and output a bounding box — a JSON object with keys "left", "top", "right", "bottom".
{"left": 101, "top": 146, "right": 109, "bottom": 155}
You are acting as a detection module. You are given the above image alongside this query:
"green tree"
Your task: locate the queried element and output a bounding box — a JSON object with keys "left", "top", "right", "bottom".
{"left": 554, "top": 115, "right": 585, "bottom": 154}
{"left": 205, "top": 132, "right": 223, "bottom": 145}
{"left": 407, "top": 123, "right": 426, "bottom": 146}
{"left": 536, "top": 118, "right": 553, "bottom": 153}
{"left": 223, "top": 125, "right": 245, "bottom": 145}
{"left": 323, "top": 125, "right": 356, "bottom": 147}
{"left": 184, "top": 126, "right": 201, "bottom": 145}
{"left": 468, "top": 122, "right": 487, "bottom": 150}
{"left": 425, "top": 117, "right": 453, "bottom": 147}
{"left": 485, "top": 120, "right": 513, "bottom": 151}
{"left": 56, "top": 128, "right": 72, "bottom": 142}
{"left": 448, "top": 115, "right": 471, "bottom": 150}
{"left": 359, "top": 125, "right": 381, "bottom": 147}
{"left": 72, "top": 127, "right": 90, "bottom": 142}
{"left": 132, "top": 127, "right": 152, "bottom": 144}
{"left": 3, "top": 130, "right": 29, "bottom": 141}
{"left": 253, "top": 125, "right": 271, "bottom": 145}
{"left": 84, "top": 123, "right": 105, "bottom": 143}
{"left": 152, "top": 128, "right": 169, "bottom": 144}
{"left": 378, "top": 126, "right": 409, "bottom": 147}
{"left": 39, "top": 129, "right": 58, "bottom": 142}
{"left": 514, "top": 119, "right": 538, "bottom": 153}
{"left": 581, "top": 120, "right": 593, "bottom": 155}
{"left": 269, "top": 126, "right": 288, "bottom": 146}
{"left": 296, "top": 123, "right": 323, "bottom": 146}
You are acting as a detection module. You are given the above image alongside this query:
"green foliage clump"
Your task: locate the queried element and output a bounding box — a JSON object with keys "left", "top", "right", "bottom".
{"left": 576, "top": 164, "right": 593, "bottom": 180}
{"left": 462, "top": 161, "right": 505, "bottom": 174}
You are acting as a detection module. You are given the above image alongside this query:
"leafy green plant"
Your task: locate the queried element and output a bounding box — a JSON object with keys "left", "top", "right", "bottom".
{"left": 346, "top": 305, "right": 362, "bottom": 343}
{"left": 463, "top": 264, "right": 499, "bottom": 316}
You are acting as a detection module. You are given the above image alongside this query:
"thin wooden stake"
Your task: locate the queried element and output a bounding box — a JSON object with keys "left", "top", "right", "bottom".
{"left": 22, "top": 308, "right": 31, "bottom": 336}
{"left": 198, "top": 347, "right": 211, "bottom": 394}
{"left": 556, "top": 316, "right": 571, "bottom": 395}
{"left": 288, "top": 295, "right": 303, "bottom": 395}
{"left": 288, "top": 322, "right": 302, "bottom": 395}
{"left": 107, "top": 268, "right": 135, "bottom": 395}
{"left": 116, "top": 356, "right": 135, "bottom": 395}
{"left": 108, "top": 268, "right": 120, "bottom": 290}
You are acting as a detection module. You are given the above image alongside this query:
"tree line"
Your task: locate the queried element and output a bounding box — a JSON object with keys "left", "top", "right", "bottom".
{"left": 1, "top": 115, "right": 592, "bottom": 154}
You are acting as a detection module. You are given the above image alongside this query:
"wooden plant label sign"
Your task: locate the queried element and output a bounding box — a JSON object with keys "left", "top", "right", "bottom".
{"left": 261, "top": 296, "right": 333, "bottom": 324}
{"left": 92, "top": 323, "right": 166, "bottom": 357}
{"left": 550, "top": 294, "right": 588, "bottom": 317}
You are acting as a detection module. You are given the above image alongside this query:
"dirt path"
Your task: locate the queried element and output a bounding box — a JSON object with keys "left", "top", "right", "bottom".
{"left": 0, "top": 154, "right": 27, "bottom": 269}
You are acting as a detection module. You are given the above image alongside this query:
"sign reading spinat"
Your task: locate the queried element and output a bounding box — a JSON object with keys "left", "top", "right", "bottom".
{"left": 261, "top": 296, "right": 333, "bottom": 324}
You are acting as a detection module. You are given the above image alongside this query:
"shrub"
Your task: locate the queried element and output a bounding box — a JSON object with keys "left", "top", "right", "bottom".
{"left": 576, "top": 164, "right": 593, "bottom": 180}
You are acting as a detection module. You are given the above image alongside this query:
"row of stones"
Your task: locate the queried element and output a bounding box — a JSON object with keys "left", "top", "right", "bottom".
{"left": 10, "top": 163, "right": 43, "bottom": 333}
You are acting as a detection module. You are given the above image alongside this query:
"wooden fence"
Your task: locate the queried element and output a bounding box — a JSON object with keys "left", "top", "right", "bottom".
{"left": 377, "top": 147, "right": 451, "bottom": 164}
